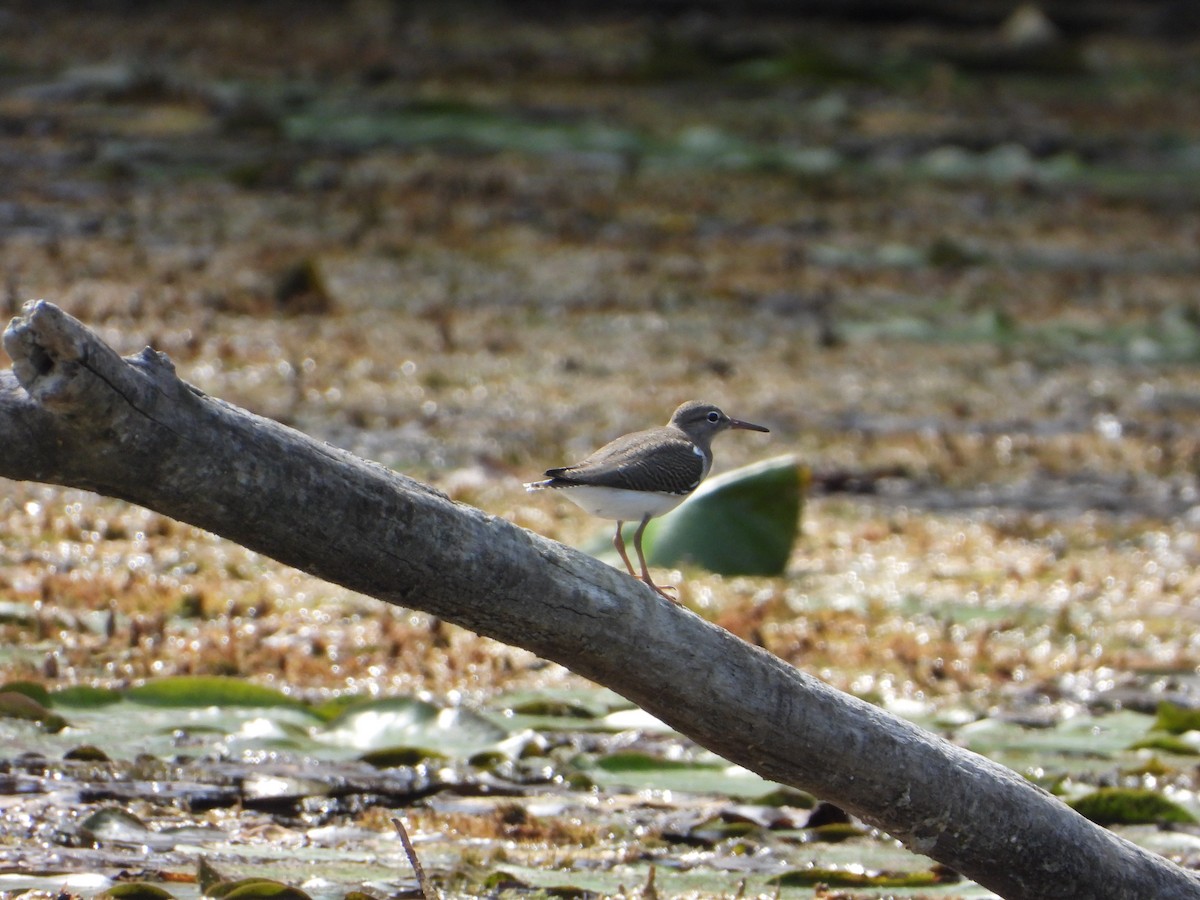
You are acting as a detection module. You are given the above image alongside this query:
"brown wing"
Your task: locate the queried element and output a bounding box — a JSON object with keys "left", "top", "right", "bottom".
{"left": 543, "top": 428, "right": 705, "bottom": 495}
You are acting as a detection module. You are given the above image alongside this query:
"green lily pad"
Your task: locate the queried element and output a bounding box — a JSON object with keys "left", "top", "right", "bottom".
{"left": 482, "top": 869, "right": 593, "bottom": 897}
{"left": 806, "top": 822, "right": 867, "bottom": 842}
{"left": 320, "top": 696, "right": 511, "bottom": 758}
{"left": 0, "top": 690, "right": 68, "bottom": 732}
{"left": 494, "top": 687, "right": 629, "bottom": 719}
{"left": 197, "top": 856, "right": 226, "bottom": 893}
{"left": 957, "top": 709, "right": 1153, "bottom": 764}
{"left": 585, "top": 751, "right": 784, "bottom": 799}
{"left": 1130, "top": 733, "right": 1200, "bottom": 756}
{"left": 1153, "top": 701, "right": 1200, "bottom": 735}
{"left": 0, "top": 680, "right": 53, "bottom": 705}
{"left": 79, "top": 808, "right": 162, "bottom": 847}
{"left": 63, "top": 744, "right": 112, "bottom": 761}
{"left": 125, "top": 676, "right": 313, "bottom": 713}
{"left": 208, "top": 879, "right": 313, "bottom": 900}
{"left": 769, "top": 867, "right": 942, "bottom": 888}
{"left": 756, "top": 786, "right": 817, "bottom": 808}
{"left": 53, "top": 685, "right": 124, "bottom": 707}
{"left": 641, "top": 456, "right": 804, "bottom": 576}
{"left": 489, "top": 687, "right": 636, "bottom": 737}
{"left": 1069, "top": 787, "right": 1196, "bottom": 826}
{"left": 96, "top": 884, "right": 178, "bottom": 900}
{"left": 359, "top": 746, "right": 448, "bottom": 768}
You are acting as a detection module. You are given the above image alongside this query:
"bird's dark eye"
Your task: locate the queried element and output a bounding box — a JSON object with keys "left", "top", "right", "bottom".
{"left": 707, "top": 411, "right": 720, "bottom": 423}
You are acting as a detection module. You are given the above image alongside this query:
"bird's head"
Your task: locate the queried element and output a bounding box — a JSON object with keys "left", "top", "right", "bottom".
{"left": 669, "top": 401, "right": 769, "bottom": 444}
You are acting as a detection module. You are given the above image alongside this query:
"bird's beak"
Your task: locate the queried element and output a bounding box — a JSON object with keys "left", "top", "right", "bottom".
{"left": 730, "top": 417, "right": 769, "bottom": 433}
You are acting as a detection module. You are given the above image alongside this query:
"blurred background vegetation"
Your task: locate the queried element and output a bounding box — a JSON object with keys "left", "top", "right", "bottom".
{"left": 2, "top": 2, "right": 1200, "bottom": 897}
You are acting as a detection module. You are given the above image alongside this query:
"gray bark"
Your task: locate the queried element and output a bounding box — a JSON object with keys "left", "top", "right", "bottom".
{"left": 2, "top": 300, "right": 1197, "bottom": 900}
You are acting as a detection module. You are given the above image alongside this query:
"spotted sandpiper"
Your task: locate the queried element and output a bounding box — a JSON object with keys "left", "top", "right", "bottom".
{"left": 526, "top": 401, "right": 769, "bottom": 599}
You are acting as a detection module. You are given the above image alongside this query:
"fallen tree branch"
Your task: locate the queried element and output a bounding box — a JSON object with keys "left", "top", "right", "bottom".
{"left": 2, "top": 301, "right": 1196, "bottom": 899}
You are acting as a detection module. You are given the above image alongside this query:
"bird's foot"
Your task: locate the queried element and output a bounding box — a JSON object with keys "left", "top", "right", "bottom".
{"left": 642, "top": 577, "right": 680, "bottom": 603}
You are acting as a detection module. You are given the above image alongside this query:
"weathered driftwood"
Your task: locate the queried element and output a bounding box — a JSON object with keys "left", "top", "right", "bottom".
{"left": 2, "top": 301, "right": 1197, "bottom": 900}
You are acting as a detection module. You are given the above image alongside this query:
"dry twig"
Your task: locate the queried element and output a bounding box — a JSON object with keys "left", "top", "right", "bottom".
{"left": 392, "top": 816, "right": 441, "bottom": 900}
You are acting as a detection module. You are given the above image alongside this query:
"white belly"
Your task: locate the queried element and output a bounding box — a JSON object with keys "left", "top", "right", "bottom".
{"left": 558, "top": 485, "right": 687, "bottom": 521}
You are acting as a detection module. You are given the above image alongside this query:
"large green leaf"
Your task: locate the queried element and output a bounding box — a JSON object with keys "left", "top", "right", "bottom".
{"left": 640, "top": 455, "right": 804, "bottom": 576}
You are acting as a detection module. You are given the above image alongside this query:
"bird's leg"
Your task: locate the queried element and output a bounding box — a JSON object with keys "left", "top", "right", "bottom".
{"left": 633, "top": 514, "right": 677, "bottom": 601}
{"left": 612, "top": 521, "right": 638, "bottom": 578}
